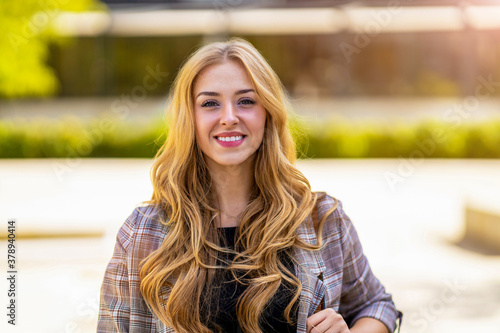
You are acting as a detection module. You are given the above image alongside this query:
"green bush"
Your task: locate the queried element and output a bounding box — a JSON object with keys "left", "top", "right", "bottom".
{"left": 1, "top": 116, "right": 500, "bottom": 159}
{"left": 292, "top": 117, "right": 500, "bottom": 159}
{"left": 0, "top": 116, "right": 166, "bottom": 158}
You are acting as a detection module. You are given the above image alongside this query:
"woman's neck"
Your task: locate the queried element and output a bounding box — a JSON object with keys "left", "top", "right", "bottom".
{"left": 208, "top": 161, "right": 255, "bottom": 227}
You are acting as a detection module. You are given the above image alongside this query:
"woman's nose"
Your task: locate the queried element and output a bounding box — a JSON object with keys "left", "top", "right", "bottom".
{"left": 220, "top": 103, "right": 239, "bottom": 125}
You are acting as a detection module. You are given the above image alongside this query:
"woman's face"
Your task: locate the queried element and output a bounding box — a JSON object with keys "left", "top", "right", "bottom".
{"left": 193, "top": 60, "right": 266, "bottom": 170}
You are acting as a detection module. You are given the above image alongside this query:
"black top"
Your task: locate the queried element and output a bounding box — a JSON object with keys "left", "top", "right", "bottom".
{"left": 202, "top": 227, "right": 298, "bottom": 333}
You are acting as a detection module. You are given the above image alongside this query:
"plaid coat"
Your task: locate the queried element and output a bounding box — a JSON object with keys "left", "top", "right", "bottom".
{"left": 98, "top": 193, "right": 401, "bottom": 332}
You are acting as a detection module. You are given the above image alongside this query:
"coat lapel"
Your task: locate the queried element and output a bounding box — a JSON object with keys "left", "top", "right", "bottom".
{"left": 293, "top": 217, "right": 326, "bottom": 332}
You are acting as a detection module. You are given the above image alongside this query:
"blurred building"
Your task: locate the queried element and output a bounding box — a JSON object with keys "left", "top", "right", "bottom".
{"left": 48, "top": 0, "right": 500, "bottom": 97}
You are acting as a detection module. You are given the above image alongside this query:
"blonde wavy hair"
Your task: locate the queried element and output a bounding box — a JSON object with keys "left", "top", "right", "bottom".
{"left": 139, "top": 37, "right": 336, "bottom": 333}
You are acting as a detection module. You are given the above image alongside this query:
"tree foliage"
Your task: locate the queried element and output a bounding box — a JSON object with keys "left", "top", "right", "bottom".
{"left": 0, "top": 0, "right": 102, "bottom": 98}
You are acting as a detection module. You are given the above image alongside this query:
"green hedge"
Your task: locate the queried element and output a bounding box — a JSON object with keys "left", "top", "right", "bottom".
{"left": 1, "top": 116, "right": 500, "bottom": 158}
{"left": 293, "top": 117, "right": 500, "bottom": 159}
{"left": 0, "top": 116, "right": 166, "bottom": 158}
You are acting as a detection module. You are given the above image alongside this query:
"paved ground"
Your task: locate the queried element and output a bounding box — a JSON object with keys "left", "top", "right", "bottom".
{"left": 1, "top": 158, "right": 500, "bottom": 333}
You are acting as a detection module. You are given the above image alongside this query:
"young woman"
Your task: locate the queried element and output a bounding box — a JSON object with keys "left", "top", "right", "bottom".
{"left": 98, "top": 38, "right": 401, "bottom": 333}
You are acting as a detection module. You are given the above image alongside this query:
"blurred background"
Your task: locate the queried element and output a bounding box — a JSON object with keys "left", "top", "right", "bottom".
{"left": 1, "top": 0, "right": 500, "bottom": 332}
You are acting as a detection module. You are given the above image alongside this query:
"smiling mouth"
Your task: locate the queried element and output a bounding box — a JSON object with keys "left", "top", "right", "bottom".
{"left": 215, "top": 135, "right": 245, "bottom": 142}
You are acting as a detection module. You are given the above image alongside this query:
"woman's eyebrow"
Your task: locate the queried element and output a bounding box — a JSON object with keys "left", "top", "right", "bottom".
{"left": 195, "top": 89, "right": 255, "bottom": 99}
{"left": 235, "top": 89, "right": 255, "bottom": 95}
{"left": 196, "top": 91, "right": 220, "bottom": 98}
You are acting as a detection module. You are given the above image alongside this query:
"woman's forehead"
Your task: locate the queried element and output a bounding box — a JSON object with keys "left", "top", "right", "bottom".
{"left": 193, "top": 61, "right": 253, "bottom": 94}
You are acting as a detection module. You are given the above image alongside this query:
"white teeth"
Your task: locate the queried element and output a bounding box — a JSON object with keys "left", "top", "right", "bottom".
{"left": 216, "top": 135, "right": 243, "bottom": 142}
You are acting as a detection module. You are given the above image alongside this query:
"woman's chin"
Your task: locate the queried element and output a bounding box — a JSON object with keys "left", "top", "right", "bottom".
{"left": 206, "top": 154, "right": 256, "bottom": 169}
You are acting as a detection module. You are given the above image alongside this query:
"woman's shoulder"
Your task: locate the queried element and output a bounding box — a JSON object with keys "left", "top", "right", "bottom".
{"left": 296, "top": 192, "right": 349, "bottom": 248}
{"left": 116, "top": 203, "right": 168, "bottom": 252}
{"left": 311, "top": 191, "right": 353, "bottom": 234}
{"left": 313, "top": 191, "right": 344, "bottom": 219}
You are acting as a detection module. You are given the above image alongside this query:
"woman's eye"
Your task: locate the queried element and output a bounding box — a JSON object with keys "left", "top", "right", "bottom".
{"left": 239, "top": 98, "right": 255, "bottom": 105}
{"left": 201, "top": 100, "right": 219, "bottom": 108}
